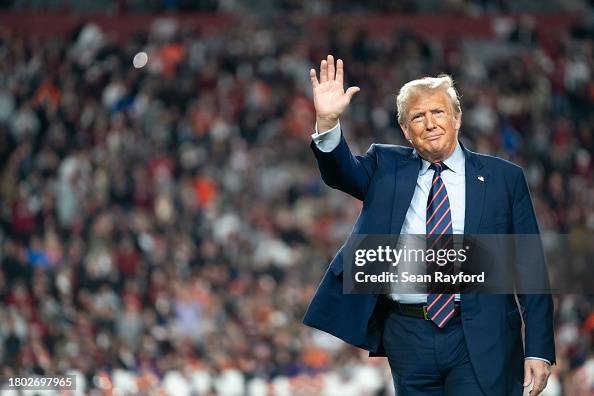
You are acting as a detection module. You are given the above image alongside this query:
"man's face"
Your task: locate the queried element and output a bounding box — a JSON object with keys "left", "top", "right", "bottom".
{"left": 400, "top": 90, "right": 461, "bottom": 163}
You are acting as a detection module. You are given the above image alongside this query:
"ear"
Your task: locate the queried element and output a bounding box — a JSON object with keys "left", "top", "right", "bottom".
{"left": 400, "top": 122, "right": 411, "bottom": 141}
{"left": 453, "top": 112, "right": 461, "bottom": 132}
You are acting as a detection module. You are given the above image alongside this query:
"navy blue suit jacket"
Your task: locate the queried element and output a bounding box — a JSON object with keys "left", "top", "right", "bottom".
{"left": 303, "top": 133, "right": 555, "bottom": 396}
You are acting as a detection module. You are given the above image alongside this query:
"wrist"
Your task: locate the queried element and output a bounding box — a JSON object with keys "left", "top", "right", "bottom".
{"left": 316, "top": 116, "right": 339, "bottom": 133}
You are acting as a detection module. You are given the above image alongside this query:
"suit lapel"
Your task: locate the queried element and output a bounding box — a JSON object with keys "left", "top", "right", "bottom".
{"left": 463, "top": 146, "right": 487, "bottom": 235}
{"left": 461, "top": 143, "right": 488, "bottom": 317}
{"left": 390, "top": 152, "right": 420, "bottom": 234}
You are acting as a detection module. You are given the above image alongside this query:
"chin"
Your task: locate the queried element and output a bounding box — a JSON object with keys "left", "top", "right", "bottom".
{"left": 423, "top": 142, "right": 451, "bottom": 160}
{"left": 426, "top": 140, "right": 445, "bottom": 153}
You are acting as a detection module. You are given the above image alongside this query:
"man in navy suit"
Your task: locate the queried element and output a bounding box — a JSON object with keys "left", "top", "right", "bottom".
{"left": 303, "top": 55, "right": 555, "bottom": 395}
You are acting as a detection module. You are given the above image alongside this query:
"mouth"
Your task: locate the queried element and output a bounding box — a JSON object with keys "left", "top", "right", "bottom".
{"left": 424, "top": 133, "right": 444, "bottom": 141}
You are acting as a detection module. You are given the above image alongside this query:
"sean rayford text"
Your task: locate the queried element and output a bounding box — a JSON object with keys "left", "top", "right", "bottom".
{"left": 353, "top": 245, "right": 468, "bottom": 267}
{"left": 353, "top": 271, "right": 485, "bottom": 284}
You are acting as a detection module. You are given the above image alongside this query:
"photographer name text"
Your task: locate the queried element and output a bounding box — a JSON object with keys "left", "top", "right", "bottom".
{"left": 354, "top": 271, "right": 485, "bottom": 284}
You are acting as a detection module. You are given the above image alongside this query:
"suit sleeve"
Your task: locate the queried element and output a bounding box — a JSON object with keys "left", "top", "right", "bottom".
{"left": 310, "top": 130, "right": 377, "bottom": 201}
{"left": 512, "top": 169, "right": 556, "bottom": 364}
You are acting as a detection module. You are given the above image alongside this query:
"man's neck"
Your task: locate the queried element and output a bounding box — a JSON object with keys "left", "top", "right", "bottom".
{"left": 421, "top": 144, "right": 457, "bottom": 164}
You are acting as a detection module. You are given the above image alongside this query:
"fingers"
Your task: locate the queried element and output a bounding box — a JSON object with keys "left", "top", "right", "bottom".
{"left": 336, "top": 58, "right": 344, "bottom": 85}
{"left": 524, "top": 361, "right": 550, "bottom": 395}
{"left": 310, "top": 68, "right": 319, "bottom": 88}
{"left": 523, "top": 365, "right": 532, "bottom": 388}
{"left": 529, "top": 372, "right": 549, "bottom": 395}
{"left": 327, "top": 54, "right": 335, "bottom": 81}
{"left": 345, "top": 86, "right": 361, "bottom": 102}
{"left": 319, "top": 55, "right": 339, "bottom": 84}
{"left": 320, "top": 59, "right": 327, "bottom": 83}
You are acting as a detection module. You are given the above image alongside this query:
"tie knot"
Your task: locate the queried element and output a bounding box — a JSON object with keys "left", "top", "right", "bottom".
{"left": 430, "top": 162, "right": 446, "bottom": 174}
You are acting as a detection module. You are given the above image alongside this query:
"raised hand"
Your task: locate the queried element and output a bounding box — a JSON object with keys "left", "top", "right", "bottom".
{"left": 310, "top": 55, "right": 360, "bottom": 132}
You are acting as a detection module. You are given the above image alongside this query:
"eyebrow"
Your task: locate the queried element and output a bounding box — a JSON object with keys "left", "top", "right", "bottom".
{"left": 410, "top": 107, "right": 446, "bottom": 117}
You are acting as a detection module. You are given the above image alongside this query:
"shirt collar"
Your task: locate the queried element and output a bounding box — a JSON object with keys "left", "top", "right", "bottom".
{"left": 418, "top": 141, "right": 465, "bottom": 176}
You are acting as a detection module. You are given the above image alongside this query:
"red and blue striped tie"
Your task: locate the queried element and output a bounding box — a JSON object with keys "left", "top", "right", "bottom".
{"left": 426, "top": 162, "right": 456, "bottom": 328}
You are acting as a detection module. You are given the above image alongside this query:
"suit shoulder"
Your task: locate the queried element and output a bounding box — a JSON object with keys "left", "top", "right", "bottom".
{"left": 472, "top": 151, "right": 524, "bottom": 176}
{"left": 371, "top": 143, "right": 414, "bottom": 158}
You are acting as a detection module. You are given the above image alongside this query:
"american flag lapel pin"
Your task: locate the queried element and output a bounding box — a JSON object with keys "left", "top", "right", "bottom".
{"left": 477, "top": 175, "right": 484, "bottom": 182}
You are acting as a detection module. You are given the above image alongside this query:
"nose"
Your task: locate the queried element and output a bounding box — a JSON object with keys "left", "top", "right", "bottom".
{"left": 425, "top": 113, "right": 436, "bottom": 130}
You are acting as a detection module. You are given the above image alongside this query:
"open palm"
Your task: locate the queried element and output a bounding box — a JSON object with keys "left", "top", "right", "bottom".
{"left": 310, "top": 55, "right": 360, "bottom": 123}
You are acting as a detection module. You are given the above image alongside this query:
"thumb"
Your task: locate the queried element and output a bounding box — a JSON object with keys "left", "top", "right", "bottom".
{"left": 523, "top": 365, "right": 533, "bottom": 387}
{"left": 345, "top": 86, "right": 360, "bottom": 102}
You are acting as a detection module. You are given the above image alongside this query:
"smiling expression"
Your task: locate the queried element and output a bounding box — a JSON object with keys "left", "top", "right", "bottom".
{"left": 400, "top": 90, "right": 461, "bottom": 163}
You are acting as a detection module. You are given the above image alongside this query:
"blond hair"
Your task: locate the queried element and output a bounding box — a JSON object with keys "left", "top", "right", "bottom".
{"left": 396, "top": 74, "right": 461, "bottom": 124}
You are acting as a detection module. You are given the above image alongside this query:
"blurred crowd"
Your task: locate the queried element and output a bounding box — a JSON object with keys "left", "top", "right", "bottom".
{"left": 0, "top": 4, "right": 593, "bottom": 396}
{"left": 2, "top": 0, "right": 591, "bottom": 14}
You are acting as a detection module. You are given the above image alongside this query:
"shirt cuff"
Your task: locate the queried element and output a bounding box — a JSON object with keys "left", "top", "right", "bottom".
{"left": 311, "top": 121, "right": 341, "bottom": 153}
{"left": 524, "top": 357, "right": 551, "bottom": 365}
